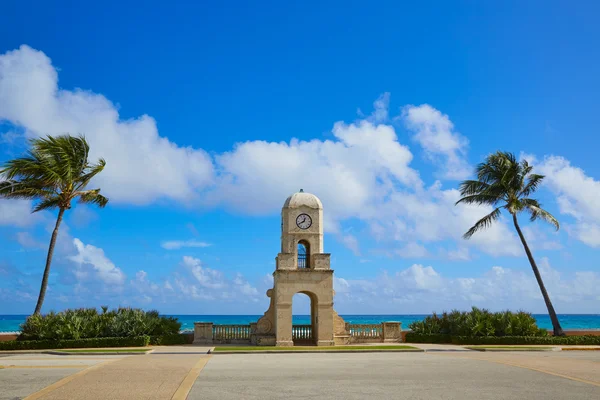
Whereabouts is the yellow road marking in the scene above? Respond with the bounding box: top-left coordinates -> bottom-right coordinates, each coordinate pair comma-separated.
2,365 -> 88,369
430,353 -> 600,387
23,358 -> 119,400
171,356 -> 212,400
2,357 -> 116,361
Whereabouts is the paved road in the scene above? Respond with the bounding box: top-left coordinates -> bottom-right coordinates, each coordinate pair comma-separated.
0,354 -> 122,400
188,351 -> 600,400
1,349 -> 599,399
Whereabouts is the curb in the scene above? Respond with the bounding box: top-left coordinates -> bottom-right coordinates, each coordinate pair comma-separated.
209,349 -> 425,354
466,348 -> 558,352
422,349 -> 475,352
43,349 -> 153,356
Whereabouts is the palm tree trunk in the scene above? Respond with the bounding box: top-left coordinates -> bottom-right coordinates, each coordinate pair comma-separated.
512,213 -> 565,336
33,208 -> 65,315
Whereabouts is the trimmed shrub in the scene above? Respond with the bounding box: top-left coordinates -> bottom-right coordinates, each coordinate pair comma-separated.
0,335 -> 150,351
404,333 -> 452,344
451,335 -> 600,345
408,307 -> 546,337
149,334 -> 188,345
404,333 -> 600,345
19,307 -> 181,341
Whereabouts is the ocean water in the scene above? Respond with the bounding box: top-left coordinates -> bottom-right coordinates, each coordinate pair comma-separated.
1,314 -> 599,333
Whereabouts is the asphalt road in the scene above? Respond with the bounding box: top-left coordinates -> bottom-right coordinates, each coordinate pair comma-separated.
1,349 -> 598,399
188,352 -> 600,400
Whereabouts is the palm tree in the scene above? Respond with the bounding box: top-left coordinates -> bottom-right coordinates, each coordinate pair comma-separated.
456,151 -> 565,336
0,134 -> 108,315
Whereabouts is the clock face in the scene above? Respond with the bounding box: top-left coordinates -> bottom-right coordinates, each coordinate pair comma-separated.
296,213 -> 312,229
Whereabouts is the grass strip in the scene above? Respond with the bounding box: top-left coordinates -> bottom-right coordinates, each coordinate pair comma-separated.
59,348 -> 151,353
213,345 -> 418,352
466,346 -> 554,351
561,347 -> 600,351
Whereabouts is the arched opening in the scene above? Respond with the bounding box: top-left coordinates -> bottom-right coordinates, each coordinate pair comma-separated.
292,291 -> 317,345
297,240 -> 310,269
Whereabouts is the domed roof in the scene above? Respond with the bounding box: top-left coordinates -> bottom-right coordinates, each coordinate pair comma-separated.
283,189 -> 323,209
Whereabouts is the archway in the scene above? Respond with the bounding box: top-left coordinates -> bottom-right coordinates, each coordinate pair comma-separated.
297,240 -> 310,269
292,291 -> 317,345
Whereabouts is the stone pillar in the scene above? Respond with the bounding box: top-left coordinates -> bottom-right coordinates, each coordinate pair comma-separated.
275,302 -> 293,347
193,322 -> 213,345
315,303 -> 335,346
382,322 -> 402,343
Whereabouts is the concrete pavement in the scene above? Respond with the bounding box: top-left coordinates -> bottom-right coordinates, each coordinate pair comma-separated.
0,354 -> 121,400
1,347 -> 599,399
188,352 -> 600,400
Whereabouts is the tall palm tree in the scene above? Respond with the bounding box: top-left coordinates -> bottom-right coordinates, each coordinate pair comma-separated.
456,151 -> 565,336
0,134 -> 108,315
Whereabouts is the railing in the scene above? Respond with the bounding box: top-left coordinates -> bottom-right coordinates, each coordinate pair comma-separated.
213,325 -> 252,341
292,325 -> 313,342
194,321 -> 401,345
348,324 -> 383,340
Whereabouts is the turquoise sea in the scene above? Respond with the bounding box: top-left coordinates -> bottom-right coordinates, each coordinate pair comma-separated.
1,314 -> 599,333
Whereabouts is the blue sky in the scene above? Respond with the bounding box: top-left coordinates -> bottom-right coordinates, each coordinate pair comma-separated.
1,1 -> 599,315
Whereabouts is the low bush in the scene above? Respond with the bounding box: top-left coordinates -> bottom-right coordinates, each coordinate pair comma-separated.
404,333 -> 452,344
149,334 -> 188,345
19,307 -> 181,341
0,336 -> 150,351
451,335 -> 600,345
405,333 -> 600,345
408,307 -> 546,337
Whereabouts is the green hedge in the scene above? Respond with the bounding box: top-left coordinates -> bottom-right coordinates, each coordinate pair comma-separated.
404,333 -> 452,344
0,335 -> 150,351
405,333 -> 600,345
408,307 -> 546,337
149,334 -> 188,345
19,307 -> 181,341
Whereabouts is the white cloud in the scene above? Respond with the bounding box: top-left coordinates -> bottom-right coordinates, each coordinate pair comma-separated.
402,104 -> 470,180
340,234 -> 360,256
15,231 -> 44,249
68,238 -> 126,285
522,225 -> 562,251
371,183 -> 522,257
444,246 -> 471,261
161,239 -> 212,250
533,155 -> 600,247
334,260 -> 600,314
0,45 -> 545,260
182,256 -> 225,289
207,118 -> 420,223
68,205 -> 98,228
395,242 -> 429,258
370,92 -> 390,123
0,45 -> 214,205
0,130 -> 22,145
131,256 -> 261,305
0,200 -> 40,227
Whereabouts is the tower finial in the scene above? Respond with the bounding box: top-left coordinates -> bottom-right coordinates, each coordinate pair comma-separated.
299,188 -> 304,192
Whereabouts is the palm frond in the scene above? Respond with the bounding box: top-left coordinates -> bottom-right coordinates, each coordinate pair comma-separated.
520,174 -> 545,197
522,198 -> 559,230
0,133 -> 108,211
77,189 -> 109,208
32,196 -> 61,212
458,180 -> 491,196
455,194 -> 502,206
463,207 -> 502,239
75,158 -> 105,190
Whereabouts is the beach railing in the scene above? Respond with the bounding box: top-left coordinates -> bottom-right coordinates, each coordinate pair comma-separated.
212,324 -> 252,343
193,321 -> 402,345
347,324 -> 383,342
292,324 -> 313,343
